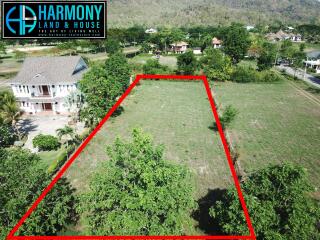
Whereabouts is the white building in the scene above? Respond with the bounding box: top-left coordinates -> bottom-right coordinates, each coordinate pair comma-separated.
305,59 -> 320,74
212,37 -> 222,49
193,47 -> 202,55
145,28 -> 158,34
170,41 -> 189,54
10,56 -> 88,115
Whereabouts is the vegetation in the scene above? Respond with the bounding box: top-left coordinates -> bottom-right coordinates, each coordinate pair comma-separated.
231,66 -> 283,83
81,129 -> 196,235
0,124 -> 17,147
257,43 -> 276,71
32,134 -> 61,151
177,51 -> 197,75
217,105 -> 238,130
209,163 -> 320,239
200,48 -> 233,81
79,53 -> 131,126
0,148 -> 77,238
143,59 -> 170,74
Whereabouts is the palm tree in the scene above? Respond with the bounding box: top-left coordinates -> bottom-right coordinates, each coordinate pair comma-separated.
0,91 -> 21,139
56,126 -> 80,156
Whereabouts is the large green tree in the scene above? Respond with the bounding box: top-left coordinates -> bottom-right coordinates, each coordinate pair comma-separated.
79,53 -> 131,126
177,51 -> 198,75
222,23 -> 251,63
200,48 -> 233,81
209,163 -> 320,239
257,42 -> 277,71
0,148 -> 77,239
81,129 -> 196,235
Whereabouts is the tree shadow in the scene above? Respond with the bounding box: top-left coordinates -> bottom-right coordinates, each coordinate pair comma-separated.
305,87 -> 320,95
193,188 -> 227,235
111,106 -> 124,117
17,118 -> 37,136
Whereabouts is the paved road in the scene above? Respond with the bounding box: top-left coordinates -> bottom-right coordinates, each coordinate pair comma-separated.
277,65 -> 320,88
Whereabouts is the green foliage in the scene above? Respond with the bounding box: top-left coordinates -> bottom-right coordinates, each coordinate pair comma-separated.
215,105 -> 238,130
209,163 -> 320,239
32,134 -> 60,151
177,51 -> 198,75
0,148 -> 77,238
200,48 -> 233,81
0,124 -> 17,147
143,59 -> 170,74
104,38 -> 121,54
80,53 -> 131,126
257,43 -> 276,71
47,150 -> 68,174
232,66 -> 283,83
81,129 -> 196,235
222,23 -> 251,63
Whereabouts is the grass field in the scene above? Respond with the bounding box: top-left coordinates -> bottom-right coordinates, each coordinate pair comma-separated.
213,81 -> 320,191
129,54 -> 178,69
66,81 -> 233,198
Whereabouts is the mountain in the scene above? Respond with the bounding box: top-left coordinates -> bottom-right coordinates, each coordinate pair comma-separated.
107,0 -> 320,27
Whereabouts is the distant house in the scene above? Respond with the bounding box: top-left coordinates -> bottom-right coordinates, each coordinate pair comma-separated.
145,28 -> 158,34
266,30 -> 302,42
246,25 -> 255,31
193,47 -> 202,55
170,41 -> 189,54
10,56 -> 88,115
212,37 -> 222,49
305,59 -> 320,73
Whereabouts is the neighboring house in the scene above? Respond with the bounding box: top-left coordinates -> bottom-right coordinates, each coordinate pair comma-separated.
212,37 -> 222,49
266,30 -> 302,42
193,47 -> 202,55
10,56 -> 88,115
170,41 -> 189,54
145,28 -> 158,34
305,59 -> 320,73
246,25 -> 255,31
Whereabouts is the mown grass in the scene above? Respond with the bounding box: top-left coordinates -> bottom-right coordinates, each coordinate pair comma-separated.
213,81 -> 320,190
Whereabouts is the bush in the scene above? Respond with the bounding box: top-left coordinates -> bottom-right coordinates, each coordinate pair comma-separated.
260,71 -> 284,82
232,66 -> 258,83
0,124 -> 17,147
33,134 -> 61,151
143,59 -> 170,74
220,105 -> 238,129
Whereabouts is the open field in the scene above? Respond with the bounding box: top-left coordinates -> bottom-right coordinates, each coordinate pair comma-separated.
129,54 -> 178,69
213,81 -> 320,191
66,80 -> 233,198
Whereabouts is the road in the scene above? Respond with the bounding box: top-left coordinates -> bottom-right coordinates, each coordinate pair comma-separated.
277,65 -> 320,88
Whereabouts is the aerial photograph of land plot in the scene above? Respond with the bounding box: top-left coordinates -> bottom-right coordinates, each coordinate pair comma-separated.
1,0 -> 320,240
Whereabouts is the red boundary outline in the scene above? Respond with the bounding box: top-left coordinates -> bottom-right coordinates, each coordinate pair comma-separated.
7,74 -> 256,240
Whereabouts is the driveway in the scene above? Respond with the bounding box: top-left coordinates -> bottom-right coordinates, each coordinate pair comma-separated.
277,65 -> 320,88
18,115 -> 70,152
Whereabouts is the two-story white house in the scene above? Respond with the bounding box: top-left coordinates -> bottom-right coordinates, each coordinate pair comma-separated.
10,56 -> 88,115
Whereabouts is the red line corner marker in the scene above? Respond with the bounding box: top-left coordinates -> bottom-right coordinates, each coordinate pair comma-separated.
7,74 -> 256,240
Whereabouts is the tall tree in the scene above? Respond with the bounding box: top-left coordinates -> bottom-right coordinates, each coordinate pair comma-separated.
177,51 -> 198,75
200,48 -> 233,81
0,148 -> 78,238
222,23 -> 251,63
81,129 -> 196,235
209,163 -> 320,239
257,42 -> 276,71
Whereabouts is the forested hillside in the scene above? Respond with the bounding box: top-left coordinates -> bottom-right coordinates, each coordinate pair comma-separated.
108,0 -> 320,27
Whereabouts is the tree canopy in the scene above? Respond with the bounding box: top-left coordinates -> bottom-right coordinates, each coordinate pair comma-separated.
0,148 -> 77,238
81,129 -> 196,235
221,23 -> 251,63
177,51 -> 198,75
209,163 -> 320,239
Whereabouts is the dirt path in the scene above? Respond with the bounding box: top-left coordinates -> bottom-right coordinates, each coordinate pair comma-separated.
286,80 -> 320,106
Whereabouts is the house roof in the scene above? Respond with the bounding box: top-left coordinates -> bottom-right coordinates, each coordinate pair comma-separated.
212,37 -> 222,45
10,56 -> 87,85
170,41 -> 189,47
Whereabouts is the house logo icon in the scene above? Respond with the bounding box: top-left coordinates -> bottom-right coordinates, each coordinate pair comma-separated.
6,5 -> 37,35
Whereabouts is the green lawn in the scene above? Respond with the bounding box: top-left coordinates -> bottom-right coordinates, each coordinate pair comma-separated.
66,81 -> 233,197
214,81 -> 320,191
129,54 -> 177,69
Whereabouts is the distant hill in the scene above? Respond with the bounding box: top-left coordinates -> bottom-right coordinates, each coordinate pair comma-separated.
108,0 -> 320,27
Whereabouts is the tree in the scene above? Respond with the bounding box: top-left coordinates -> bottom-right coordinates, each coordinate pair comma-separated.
104,38 -> 121,54
81,129 -> 196,235
0,148 -> 78,239
0,124 -> 17,148
56,126 -> 80,153
209,163 -> 320,239
143,59 -> 170,74
177,51 -> 197,75
0,91 -> 21,139
80,54 -> 131,126
200,48 -> 233,81
257,43 -> 276,71
222,23 -> 251,63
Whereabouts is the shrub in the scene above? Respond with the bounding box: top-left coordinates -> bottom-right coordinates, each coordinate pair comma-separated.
212,105 -> 238,130
33,134 -> 61,151
0,124 -> 17,147
231,66 -> 258,83
143,59 -> 170,74
260,71 -> 284,83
